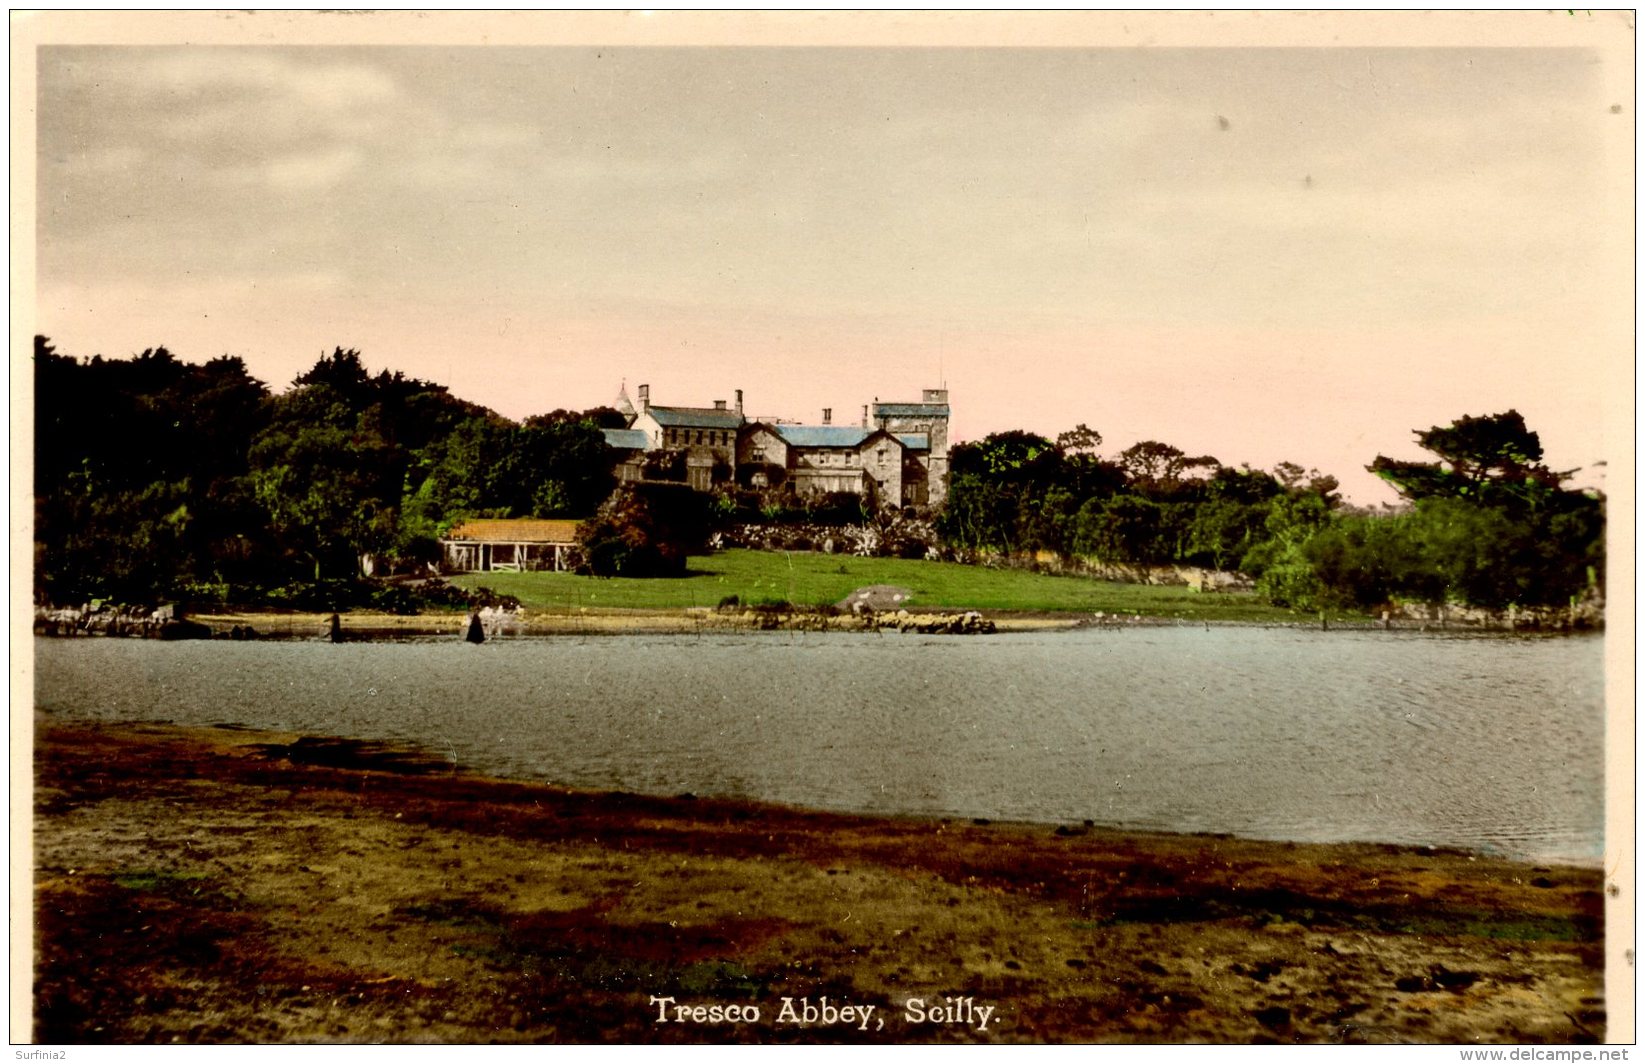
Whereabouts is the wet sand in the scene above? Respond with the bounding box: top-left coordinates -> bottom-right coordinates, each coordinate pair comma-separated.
32,719 -> 1604,1044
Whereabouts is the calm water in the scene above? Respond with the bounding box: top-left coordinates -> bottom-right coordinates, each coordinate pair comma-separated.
33,627 -> 1606,863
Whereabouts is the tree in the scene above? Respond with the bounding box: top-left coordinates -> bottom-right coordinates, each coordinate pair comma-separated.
576,483 -> 711,577
1369,410 -> 1565,509
528,405 -> 628,430
1256,412 -> 1603,612
249,418 -> 401,581
1118,440 -> 1219,496
936,470 -> 1019,553
939,432 -> 1068,554
1055,423 -> 1103,456
1072,495 -> 1180,565
33,338 -> 275,602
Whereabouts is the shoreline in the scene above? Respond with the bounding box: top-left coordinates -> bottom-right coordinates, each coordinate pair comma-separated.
32,718 -> 1606,1043
35,605 -> 1598,640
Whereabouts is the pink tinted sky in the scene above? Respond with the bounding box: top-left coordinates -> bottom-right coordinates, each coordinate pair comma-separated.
27,16 -> 1633,504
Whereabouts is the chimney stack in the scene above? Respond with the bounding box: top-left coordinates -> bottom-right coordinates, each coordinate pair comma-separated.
714,399 -> 727,411
735,389 -> 743,417
638,384 -> 649,412
822,407 -> 832,425
861,404 -> 869,428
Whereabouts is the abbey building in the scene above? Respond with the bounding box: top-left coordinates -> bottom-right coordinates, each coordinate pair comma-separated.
602,383 -> 951,508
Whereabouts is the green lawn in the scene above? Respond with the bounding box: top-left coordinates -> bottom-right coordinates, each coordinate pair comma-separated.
447,549 -> 1320,622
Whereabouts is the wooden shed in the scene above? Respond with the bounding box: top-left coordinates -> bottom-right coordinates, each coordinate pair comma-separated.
441,518 -> 582,573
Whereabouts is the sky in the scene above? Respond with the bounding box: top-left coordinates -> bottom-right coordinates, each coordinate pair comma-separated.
30,26 -> 1632,503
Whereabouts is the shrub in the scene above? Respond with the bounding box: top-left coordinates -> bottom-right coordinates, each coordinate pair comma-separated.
576,482 -> 712,577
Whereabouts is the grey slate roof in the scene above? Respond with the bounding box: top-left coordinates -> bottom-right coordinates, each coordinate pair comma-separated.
873,402 -> 950,417
601,428 -> 650,450
776,425 -> 919,452
646,406 -> 744,430
776,425 -> 873,449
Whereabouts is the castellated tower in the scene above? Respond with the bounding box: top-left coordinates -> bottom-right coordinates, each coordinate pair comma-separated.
871,388 -> 951,506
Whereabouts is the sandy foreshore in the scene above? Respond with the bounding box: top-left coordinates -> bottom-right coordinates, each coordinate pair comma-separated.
32,718 -> 1605,1044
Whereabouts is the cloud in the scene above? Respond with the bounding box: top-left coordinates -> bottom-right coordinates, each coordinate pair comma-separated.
263,147 -> 364,190
135,50 -> 397,112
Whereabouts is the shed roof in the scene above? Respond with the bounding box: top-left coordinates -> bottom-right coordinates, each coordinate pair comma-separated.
895,433 -> 930,451
601,427 -> 650,450
645,406 -> 744,430
445,518 -> 581,544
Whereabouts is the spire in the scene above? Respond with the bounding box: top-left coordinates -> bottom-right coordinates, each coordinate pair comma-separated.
613,379 -> 636,420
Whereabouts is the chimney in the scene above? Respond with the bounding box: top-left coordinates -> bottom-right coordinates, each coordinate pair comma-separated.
714,399 -> 727,411
637,384 -> 649,412
822,407 -> 832,425
861,404 -> 869,428
735,389 -> 743,417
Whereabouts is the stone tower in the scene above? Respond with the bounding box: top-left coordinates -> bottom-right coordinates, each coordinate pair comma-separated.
871,388 -> 951,505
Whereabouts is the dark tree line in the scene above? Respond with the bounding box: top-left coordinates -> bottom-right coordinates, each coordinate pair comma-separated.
1265,411 -> 1604,611
34,339 -> 615,606
937,425 -> 1339,573
34,337 -> 1604,615
935,411 -> 1603,613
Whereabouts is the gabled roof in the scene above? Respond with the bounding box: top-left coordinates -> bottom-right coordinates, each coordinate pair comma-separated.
777,425 -> 910,451
445,518 -> 581,544
602,427 -> 649,450
644,406 -> 744,430
873,402 -> 950,417
776,425 -> 871,449
895,433 -> 930,452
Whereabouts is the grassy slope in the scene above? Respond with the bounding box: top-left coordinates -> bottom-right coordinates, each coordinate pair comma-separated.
448,549 -> 1316,622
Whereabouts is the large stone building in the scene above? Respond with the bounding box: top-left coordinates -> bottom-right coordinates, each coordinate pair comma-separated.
604,383 -> 951,508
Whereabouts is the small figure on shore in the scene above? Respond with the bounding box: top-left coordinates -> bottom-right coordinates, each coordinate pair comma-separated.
465,612 -> 486,644
327,613 -> 343,644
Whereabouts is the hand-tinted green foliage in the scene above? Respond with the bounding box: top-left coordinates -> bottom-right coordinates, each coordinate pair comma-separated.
33,338 -> 621,606
247,349 -> 501,582
640,448 -> 688,482
1260,411 -> 1605,612
529,405 -> 628,430
411,415 -> 613,528
939,432 -> 1070,554
1369,410 -> 1567,511
34,338 -> 274,603
934,407 -> 1597,614
939,424 -> 1305,572
576,482 -> 712,577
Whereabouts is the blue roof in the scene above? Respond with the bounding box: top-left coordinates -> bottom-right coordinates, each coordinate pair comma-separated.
602,428 -> 650,450
776,425 -> 872,449
873,402 -> 949,417
776,425 -> 919,451
645,406 -> 744,429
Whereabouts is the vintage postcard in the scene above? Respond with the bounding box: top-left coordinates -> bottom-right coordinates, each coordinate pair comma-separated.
12,10 -> 1635,1050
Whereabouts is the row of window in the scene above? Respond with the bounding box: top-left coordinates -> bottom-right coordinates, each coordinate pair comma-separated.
664,428 -> 734,447
800,449 -> 894,469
